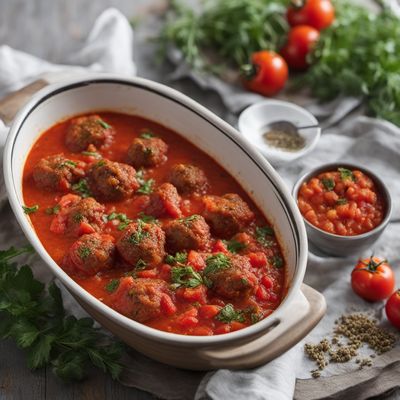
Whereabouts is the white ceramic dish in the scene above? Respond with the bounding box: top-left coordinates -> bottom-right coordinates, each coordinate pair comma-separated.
238,99 -> 321,166
4,75 -> 318,370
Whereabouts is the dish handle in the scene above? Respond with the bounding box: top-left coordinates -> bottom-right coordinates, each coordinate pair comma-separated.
196,284 -> 326,369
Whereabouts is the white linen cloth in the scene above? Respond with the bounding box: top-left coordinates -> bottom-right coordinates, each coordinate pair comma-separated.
0,8 -> 399,400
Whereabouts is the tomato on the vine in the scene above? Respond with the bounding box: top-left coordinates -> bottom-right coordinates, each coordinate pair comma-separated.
386,290 -> 400,329
281,25 -> 320,70
241,51 -> 288,96
351,257 -> 395,302
287,0 -> 335,31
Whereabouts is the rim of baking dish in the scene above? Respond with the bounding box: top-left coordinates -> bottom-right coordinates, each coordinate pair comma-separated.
4,74 -> 308,346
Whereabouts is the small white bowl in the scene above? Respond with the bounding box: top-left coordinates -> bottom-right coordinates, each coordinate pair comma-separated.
238,100 -> 321,166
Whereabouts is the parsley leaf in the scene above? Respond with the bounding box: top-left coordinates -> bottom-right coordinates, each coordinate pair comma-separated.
23,205 -> 39,214
223,239 -> 246,254
97,119 -> 111,129
127,220 -> 149,244
338,168 -> 355,182
140,130 -> 155,139
135,259 -> 147,270
72,179 -> 91,198
216,304 -> 245,323
178,214 -> 200,226
336,198 -> 348,205
107,212 -> 132,231
105,279 -> 120,293
270,255 -> 284,268
321,178 -> 335,191
136,170 -> 154,195
82,151 -> 101,158
137,212 -> 158,224
78,246 -> 91,260
45,205 -> 60,215
204,253 -> 231,275
0,246 -> 123,381
165,252 -> 188,265
171,266 -> 203,288
255,226 -> 274,247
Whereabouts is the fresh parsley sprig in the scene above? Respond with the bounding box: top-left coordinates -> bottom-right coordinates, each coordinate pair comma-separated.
136,170 -> 154,195
0,246 -> 124,381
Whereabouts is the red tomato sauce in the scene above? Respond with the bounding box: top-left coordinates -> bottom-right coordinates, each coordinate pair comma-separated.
297,168 -> 385,236
23,112 -> 286,336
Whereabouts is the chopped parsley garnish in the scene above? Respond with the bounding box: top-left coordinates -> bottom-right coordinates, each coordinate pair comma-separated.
107,212 -> 132,231
72,179 -> 91,198
223,239 -> 246,254
22,205 -> 39,214
250,313 -> 261,324
78,246 -> 91,260
72,212 -> 84,223
204,253 -> 231,275
216,304 -> 245,323
140,130 -> 155,139
255,226 -> 274,247
336,198 -> 348,205
144,148 -> 153,156
82,151 -> 101,158
137,212 -> 158,224
127,220 -> 149,244
270,255 -> 284,269
321,178 -> 335,191
97,119 -> 111,129
136,170 -> 154,195
178,214 -> 200,226
135,259 -> 147,270
171,266 -> 203,289
165,252 -> 188,265
96,159 -> 106,167
58,160 -> 78,169
338,168 -> 355,182
105,279 -> 120,293
45,204 -> 60,215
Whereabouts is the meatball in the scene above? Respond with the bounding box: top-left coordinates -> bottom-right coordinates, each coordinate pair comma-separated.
110,277 -> 171,322
116,221 -> 166,267
32,154 -> 85,192
146,183 -> 182,218
127,137 -> 168,168
65,114 -> 114,152
205,254 -> 257,299
168,164 -> 208,195
164,215 -> 211,253
202,193 -> 254,238
87,159 -> 139,201
62,233 -> 115,276
50,196 -> 105,236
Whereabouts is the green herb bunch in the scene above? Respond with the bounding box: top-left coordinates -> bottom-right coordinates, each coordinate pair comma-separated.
0,246 -> 123,381
301,1 -> 400,125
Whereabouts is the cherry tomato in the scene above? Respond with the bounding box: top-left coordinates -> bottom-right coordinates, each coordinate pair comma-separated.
385,290 -> 400,329
241,51 -> 288,96
351,257 -> 395,302
287,0 -> 335,31
281,25 -> 320,70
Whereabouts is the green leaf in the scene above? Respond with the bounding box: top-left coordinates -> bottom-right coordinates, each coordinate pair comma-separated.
105,279 -> 120,293
140,130 -> 155,139
165,252 -> 188,265
223,239 -> 246,253
270,255 -> 284,268
255,226 -> 274,247
10,319 -> 40,348
45,204 -> 61,215
52,350 -> 88,381
0,245 -> 33,263
82,151 -> 101,158
107,212 -> 133,231
171,266 -> 203,288
338,168 -> 355,182
27,334 -> 55,369
321,178 -> 335,191
216,304 -> 245,323
23,205 -> 39,214
127,220 -> 149,244
97,119 -> 111,129
178,215 -> 200,226
204,253 -> 231,275
72,179 -> 91,198
137,212 -> 158,224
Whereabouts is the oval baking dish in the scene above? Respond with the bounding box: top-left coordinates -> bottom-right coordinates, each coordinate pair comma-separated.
4,75 -> 324,370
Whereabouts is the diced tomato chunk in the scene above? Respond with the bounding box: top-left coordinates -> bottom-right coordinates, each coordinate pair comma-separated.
176,285 -> 207,304
256,285 -> 269,301
159,264 -> 172,281
199,304 -> 221,319
136,269 -> 158,279
50,213 -> 67,234
214,324 -> 231,335
230,321 -> 246,332
78,222 -> 96,235
248,252 -> 267,268
177,307 -> 199,327
160,294 -> 177,316
212,240 -> 228,254
261,275 -> 273,289
187,250 -> 206,271
58,193 -> 81,208
192,326 -> 213,336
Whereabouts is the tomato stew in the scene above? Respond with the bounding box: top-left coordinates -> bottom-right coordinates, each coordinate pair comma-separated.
297,168 -> 385,236
23,112 -> 286,336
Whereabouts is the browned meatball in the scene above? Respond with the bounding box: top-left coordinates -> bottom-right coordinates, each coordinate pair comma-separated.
204,254 -> 257,299
164,215 -> 211,253
116,221 -> 166,268
33,154 -> 85,192
127,137 -> 168,168
110,277 -> 171,322
146,183 -> 182,218
65,115 -> 114,152
202,193 -> 254,238
87,159 -> 139,201
168,164 -> 208,195
62,233 -> 115,276
63,197 -> 105,236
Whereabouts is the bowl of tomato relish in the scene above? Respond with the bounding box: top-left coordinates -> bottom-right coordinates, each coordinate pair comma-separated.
293,163 -> 392,256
